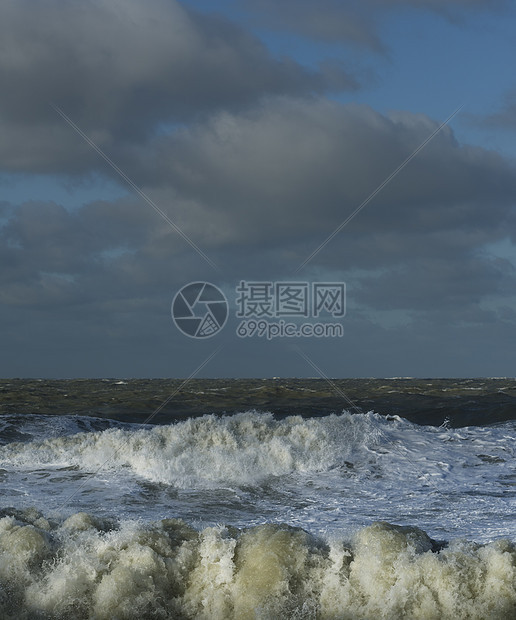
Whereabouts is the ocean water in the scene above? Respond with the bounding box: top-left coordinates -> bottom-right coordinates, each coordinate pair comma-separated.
0,379 -> 515,619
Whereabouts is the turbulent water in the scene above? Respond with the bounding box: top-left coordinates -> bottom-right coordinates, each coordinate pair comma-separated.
0,379 -> 515,619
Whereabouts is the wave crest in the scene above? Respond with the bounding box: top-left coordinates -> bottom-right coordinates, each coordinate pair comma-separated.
0,411 -> 385,488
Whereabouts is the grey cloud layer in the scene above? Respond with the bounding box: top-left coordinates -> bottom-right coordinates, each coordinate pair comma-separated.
1,0 -> 515,377
145,99 -> 516,254
0,0 -> 357,174
2,98 -> 515,317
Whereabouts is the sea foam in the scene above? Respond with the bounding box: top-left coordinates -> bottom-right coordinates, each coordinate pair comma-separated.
0,508 -> 514,619
0,411 -> 383,488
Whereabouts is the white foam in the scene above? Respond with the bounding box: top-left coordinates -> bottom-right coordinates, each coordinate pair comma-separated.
0,510 -> 514,620
0,412 -> 514,541
0,411 -> 381,487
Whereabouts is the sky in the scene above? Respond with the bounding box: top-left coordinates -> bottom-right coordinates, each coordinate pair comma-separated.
1,0 -> 516,378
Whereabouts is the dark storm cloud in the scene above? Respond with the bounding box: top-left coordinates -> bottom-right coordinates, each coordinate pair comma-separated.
2,98 -> 516,320
0,0 -> 357,174
354,256 -> 516,312
140,99 -> 516,265
0,196 -> 191,307
0,0 -> 514,359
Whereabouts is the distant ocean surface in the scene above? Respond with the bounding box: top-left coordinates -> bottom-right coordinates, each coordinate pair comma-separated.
0,378 -> 515,619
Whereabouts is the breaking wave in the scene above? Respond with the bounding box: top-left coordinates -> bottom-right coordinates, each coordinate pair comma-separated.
0,411 -> 390,488
0,508 -> 514,620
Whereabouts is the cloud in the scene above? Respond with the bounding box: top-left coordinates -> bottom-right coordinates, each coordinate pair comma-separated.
241,0 -> 384,50
1,1 -> 514,378
239,0 -> 508,49
354,256 -> 516,313
0,196 -> 188,306
2,98 -> 516,323
479,89 -> 516,131
0,0 -> 357,175
139,99 -> 516,263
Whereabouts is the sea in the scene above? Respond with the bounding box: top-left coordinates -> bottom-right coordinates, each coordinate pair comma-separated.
0,378 -> 515,619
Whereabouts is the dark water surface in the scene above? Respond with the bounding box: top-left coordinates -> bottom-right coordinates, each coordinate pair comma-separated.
1,377 -> 515,426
